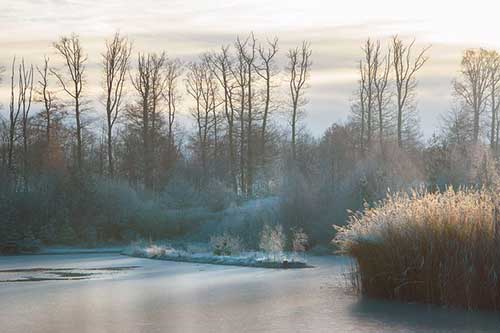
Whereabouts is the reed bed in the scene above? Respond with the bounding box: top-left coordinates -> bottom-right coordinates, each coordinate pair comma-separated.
335,187 -> 500,310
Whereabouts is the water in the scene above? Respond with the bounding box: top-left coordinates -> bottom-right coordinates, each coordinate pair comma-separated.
0,253 -> 499,332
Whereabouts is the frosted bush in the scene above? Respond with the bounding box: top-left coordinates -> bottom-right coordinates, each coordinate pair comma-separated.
125,240 -> 308,268
210,232 -> 242,256
291,227 -> 308,253
259,224 -> 286,255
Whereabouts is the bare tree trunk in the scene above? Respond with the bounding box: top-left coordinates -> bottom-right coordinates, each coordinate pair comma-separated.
8,58 -> 21,174
208,47 -> 238,194
37,57 -> 54,165
210,79 -> 218,162
363,39 -> 374,148
489,53 -> 500,149
186,59 -> 218,188
492,79 -> 497,148
391,36 -> 429,148
164,58 -> 181,169
231,46 -> 249,195
287,41 -> 312,161
359,61 -> 366,154
373,43 -> 391,151
103,32 -> 131,178
130,52 -> 167,191
52,34 -> 87,172
237,34 -> 257,197
19,59 -> 34,189
255,38 -> 278,166
453,49 -> 493,145
496,118 -> 500,154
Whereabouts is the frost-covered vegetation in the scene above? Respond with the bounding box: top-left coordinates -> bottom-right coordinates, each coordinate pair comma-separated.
124,236 -> 308,269
335,187 -> 500,311
125,222 -> 309,268
0,33 -> 434,254
2,30 -> 500,275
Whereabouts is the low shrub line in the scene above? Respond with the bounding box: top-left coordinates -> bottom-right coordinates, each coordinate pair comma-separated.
123,241 -> 309,269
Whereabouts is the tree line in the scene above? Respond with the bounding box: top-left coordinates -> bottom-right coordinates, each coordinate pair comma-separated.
1,32 -> 499,248
1,32 -> 311,197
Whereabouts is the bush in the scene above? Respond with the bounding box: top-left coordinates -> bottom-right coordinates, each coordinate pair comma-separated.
291,227 -> 308,253
161,179 -> 201,209
259,224 -> 285,254
39,223 -> 56,244
57,223 -> 78,244
334,187 -> 500,311
210,232 -> 242,256
202,180 -> 236,212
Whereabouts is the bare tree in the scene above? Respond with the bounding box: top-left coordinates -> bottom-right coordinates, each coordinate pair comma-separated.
373,41 -> 392,149
231,42 -> 249,195
441,106 -> 474,145
0,119 -> 7,171
19,59 -> 34,186
453,49 -> 492,145
236,33 -> 257,197
52,34 -> 87,171
7,58 -> 21,173
353,60 -> 367,153
361,39 -> 376,148
102,32 -> 131,177
486,51 -> 500,150
129,52 -> 168,190
36,56 -> 65,168
353,39 -> 393,152
163,58 -> 182,160
391,36 -> 429,148
0,66 -> 5,170
287,41 -> 312,161
5,56 -> 34,187
254,37 -> 279,163
37,57 -> 54,151
186,59 -> 219,185
207,46 -> 238,193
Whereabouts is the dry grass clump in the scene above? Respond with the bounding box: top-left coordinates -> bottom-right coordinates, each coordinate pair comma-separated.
334,187 -> 500,310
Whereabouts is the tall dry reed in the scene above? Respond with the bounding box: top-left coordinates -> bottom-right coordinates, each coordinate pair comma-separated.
335,187 -> 500,310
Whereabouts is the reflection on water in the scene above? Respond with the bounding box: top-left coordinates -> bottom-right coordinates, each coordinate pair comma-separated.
351,297 -> 500,332
0,254 -> 499,332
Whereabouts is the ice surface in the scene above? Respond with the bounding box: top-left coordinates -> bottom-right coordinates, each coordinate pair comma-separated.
1,253 -> 500,332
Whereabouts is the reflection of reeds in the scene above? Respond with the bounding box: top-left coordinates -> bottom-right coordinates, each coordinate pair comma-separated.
335,187 -> 500,310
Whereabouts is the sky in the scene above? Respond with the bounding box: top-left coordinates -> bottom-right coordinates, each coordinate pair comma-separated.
1,0 -> 499,138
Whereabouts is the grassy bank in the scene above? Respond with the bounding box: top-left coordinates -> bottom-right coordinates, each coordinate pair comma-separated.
335,188 -> 500,311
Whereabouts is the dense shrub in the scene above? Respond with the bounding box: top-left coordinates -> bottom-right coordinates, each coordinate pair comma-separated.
0,176 -> 188,245
58,223 -> 78,244
160,178 -> 201,209
291,227 -> 308,252
260,224 -> 286,254
201,179 -> 237,212
210,232 -> 242,256
335,187 -> 500,311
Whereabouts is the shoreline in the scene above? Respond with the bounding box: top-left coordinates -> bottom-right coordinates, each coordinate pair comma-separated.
124,246 -> 310,269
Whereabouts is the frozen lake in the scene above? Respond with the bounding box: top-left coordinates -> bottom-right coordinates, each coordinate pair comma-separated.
1,253 -> 500,332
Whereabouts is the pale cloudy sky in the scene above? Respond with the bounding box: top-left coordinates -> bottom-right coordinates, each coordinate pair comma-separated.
1,0 -> 499,137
